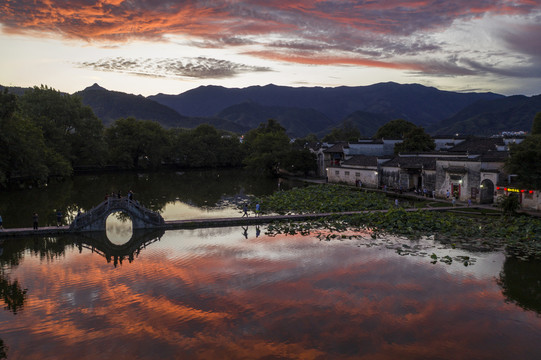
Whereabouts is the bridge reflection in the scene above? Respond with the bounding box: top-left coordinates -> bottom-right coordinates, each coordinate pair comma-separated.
74,228 -> 165,267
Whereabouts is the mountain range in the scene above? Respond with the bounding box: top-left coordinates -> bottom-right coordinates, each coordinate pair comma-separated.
3,82 -> 539,137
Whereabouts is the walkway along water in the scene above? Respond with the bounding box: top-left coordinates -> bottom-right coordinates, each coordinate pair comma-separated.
0,200 -> 490,238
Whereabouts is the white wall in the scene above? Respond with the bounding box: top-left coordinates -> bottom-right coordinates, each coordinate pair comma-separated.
327,167 -> 379,187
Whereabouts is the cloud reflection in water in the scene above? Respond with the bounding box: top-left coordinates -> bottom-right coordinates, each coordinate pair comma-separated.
1,227 -> 541,359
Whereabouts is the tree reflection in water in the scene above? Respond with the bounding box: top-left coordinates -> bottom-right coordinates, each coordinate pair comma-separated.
0,338 -> 7,359
0,276 -> 27,315
0,229 -> 165,318
2,229 -> 541,358
498,257 -> 541,314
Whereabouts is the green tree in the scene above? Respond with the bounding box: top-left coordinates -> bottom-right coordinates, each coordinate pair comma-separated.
0,90 -> 50,186
106,118 -> 169,169
292,133 -> 318,149
244,132 -> 290,176
243,119 -> 291,176
243,119 -> 317,177
532,112 -> 541,135
19,85 -> 106,170
167,125 -> 244,168
322,121 -> 360,142
281,148 -> 317,176
374,119 -> 417,139
394,126 -> 435,154
243,119 -> 286,145
498,193 -> 521,215
505,134 -> 541,190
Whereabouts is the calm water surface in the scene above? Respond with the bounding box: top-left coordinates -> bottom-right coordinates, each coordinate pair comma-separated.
0,169 -> 301,228
1,170 -> 541,359
1,227 -> 540,359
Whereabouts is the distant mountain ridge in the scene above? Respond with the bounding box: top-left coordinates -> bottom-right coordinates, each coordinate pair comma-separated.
216,101 -> 335,137
149,82 -> 503,127
428,94 -> 541,136
76,83 -> 187,127
76,84 -> 248,132
3,82 -> 540,137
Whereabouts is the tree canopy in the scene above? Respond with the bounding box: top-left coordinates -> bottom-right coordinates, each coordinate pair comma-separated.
322,120 -> 360,142
374,119 -> 417,139
394,126 -> 436,154
0,88 -> 317,187
505,134 -> 541,190
243,119 -> 316,176
532,112 -> 541,135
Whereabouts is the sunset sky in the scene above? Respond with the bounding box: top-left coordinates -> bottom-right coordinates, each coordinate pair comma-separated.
1,0 -> 540,96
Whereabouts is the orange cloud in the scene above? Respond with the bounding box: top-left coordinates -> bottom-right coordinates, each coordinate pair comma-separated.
1,0 -> 540,80
1,1 -> 538,42
246,50 -> 425,71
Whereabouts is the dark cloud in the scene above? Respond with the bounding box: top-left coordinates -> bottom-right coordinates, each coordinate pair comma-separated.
77,56 -> 272,79
1,0 -> 540,80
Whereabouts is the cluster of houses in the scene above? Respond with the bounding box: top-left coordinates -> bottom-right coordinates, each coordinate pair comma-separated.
310,136 -> 540,210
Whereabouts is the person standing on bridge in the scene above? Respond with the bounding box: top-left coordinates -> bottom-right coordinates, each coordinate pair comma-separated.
56,210 -> 62,227
255,203 -> 261,216
32,212 -> 38,230
0,214 -> 3,229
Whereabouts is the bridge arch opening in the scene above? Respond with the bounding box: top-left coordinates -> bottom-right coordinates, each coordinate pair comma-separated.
106,210 -> 133,245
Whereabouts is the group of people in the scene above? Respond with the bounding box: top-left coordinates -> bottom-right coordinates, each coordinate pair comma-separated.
29,210 -> 63,230
242,203 -> 261,217
414,187 -> 436,198
105,190 -> 134,201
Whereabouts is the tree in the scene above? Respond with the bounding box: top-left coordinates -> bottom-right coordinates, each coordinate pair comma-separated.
322,121 -> 360,142
0,89 -> 51,186
505,134 -> 541,190
498,193 -> 521,215
167,125 -> 244,168
244,131 -> 290,176
106,118 -> 169,169
532,112 -> 541,135
243,119 -> 317,177
281,148 -> 317,176
243,119 -> 291,176
19,86 -> 106,170
292,133 -> 318,149
374,119 -> 417,139
394,126 -> 435,154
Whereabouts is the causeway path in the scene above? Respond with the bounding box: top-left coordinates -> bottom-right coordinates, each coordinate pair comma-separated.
0,206 -> 493,238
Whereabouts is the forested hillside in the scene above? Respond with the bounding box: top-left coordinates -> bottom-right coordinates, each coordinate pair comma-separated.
430,94 -> 541,135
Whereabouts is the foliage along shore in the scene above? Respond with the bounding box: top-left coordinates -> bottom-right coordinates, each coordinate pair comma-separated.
1,86 -> 316,188
252,184 -> 541,261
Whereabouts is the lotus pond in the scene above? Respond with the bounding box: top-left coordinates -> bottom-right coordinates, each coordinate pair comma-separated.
255,184 -> 541,261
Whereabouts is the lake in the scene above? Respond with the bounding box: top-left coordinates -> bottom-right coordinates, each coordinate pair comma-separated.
0,169 -> 302,229
1,170 -> 541,359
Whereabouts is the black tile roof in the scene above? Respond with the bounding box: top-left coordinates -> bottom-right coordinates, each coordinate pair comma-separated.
323,143 -> 348,153
448,138 -> 505,154
342,155 -> 379,167
381,156 -> 436,170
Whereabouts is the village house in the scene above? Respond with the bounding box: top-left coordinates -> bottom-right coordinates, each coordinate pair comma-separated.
324,137 -> 534,205
326,155 -> 386,188
379,155 -> 437,191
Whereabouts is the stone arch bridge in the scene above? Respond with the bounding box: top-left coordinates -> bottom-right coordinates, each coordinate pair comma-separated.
69,197 -> 164,232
